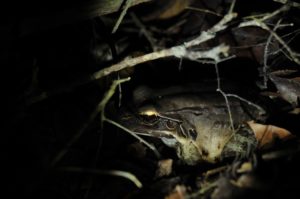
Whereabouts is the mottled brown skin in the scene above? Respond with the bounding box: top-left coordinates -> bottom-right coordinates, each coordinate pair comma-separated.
118,86 -> 264,165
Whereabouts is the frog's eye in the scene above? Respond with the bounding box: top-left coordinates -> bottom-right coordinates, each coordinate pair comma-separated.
166,120 -> 177,129
138,105 -> 158,116
138,105 -> 160,124
140,114 -> 159,124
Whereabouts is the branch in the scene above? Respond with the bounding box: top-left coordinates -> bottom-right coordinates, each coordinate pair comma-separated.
92,12 -> 237,80
184,12 -> 237,48
92,44 -> 230,80
28,12 -> 237,105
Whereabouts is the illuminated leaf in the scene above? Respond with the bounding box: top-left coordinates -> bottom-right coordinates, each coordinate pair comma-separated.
247,121 -> 294,149
269,74 -> 300,107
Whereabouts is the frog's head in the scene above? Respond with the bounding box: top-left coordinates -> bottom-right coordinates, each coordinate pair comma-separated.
119,100 -> 210,165
119,103 -> 185,147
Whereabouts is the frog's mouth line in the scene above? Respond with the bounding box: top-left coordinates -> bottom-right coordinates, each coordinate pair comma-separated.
133,127 -> 177,139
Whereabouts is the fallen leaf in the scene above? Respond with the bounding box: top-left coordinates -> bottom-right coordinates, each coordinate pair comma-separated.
259,91 -> 281,99
155,159 -> 173,178
230,174 -> 257,188
269,74 -> 300,107
289,108 -> 300,115
247,121 -> 294,149
158,0 -> 190,19
165,185 -> 187,199
141,0 -> 191,20
269,69 -> 298,76
211,177 -> 235,199
237,162 -> 253,174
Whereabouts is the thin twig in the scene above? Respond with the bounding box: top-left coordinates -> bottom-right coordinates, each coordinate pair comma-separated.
214,62 -> 235,131
226,94 -> 267,116
51,78 -> 130,167
239,5 -> 300,64
203,165 -> 228,179
59,167 -> 143,188
269,28 -> 300,56
229,27 -> 299,50
185,6 -> 223,17
117,74 -> 123,107
241,4 -> 289,22
97,78 -> 160,158
112,0 -> 134,33
273,0 -> 300,8
178,58 -> 183,71
130,12 -> 158,51
218,89 -> 234,131
263,19 -> 282,88
228,0 -> 237,14
261,22 -> 300,64
99,78 -> 131,125
104,118 -> 161,158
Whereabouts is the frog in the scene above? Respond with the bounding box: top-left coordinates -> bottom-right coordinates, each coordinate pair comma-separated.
117,81 -> 267,165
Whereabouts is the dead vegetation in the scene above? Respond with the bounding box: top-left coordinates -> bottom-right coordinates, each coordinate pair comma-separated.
4,0 -> 300,198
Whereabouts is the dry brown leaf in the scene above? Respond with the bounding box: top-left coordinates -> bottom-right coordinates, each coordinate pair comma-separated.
247,121 -> 294,149
237,162 -> 253,174
230,174 -> 256,188
259,91 -> 281,99
165,185 -> 187,199
158,0 -> 190,19
289,108 -> 300,115
143,0 -> 191,21
269,74 -> 300,106
155,159 -> 173,178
